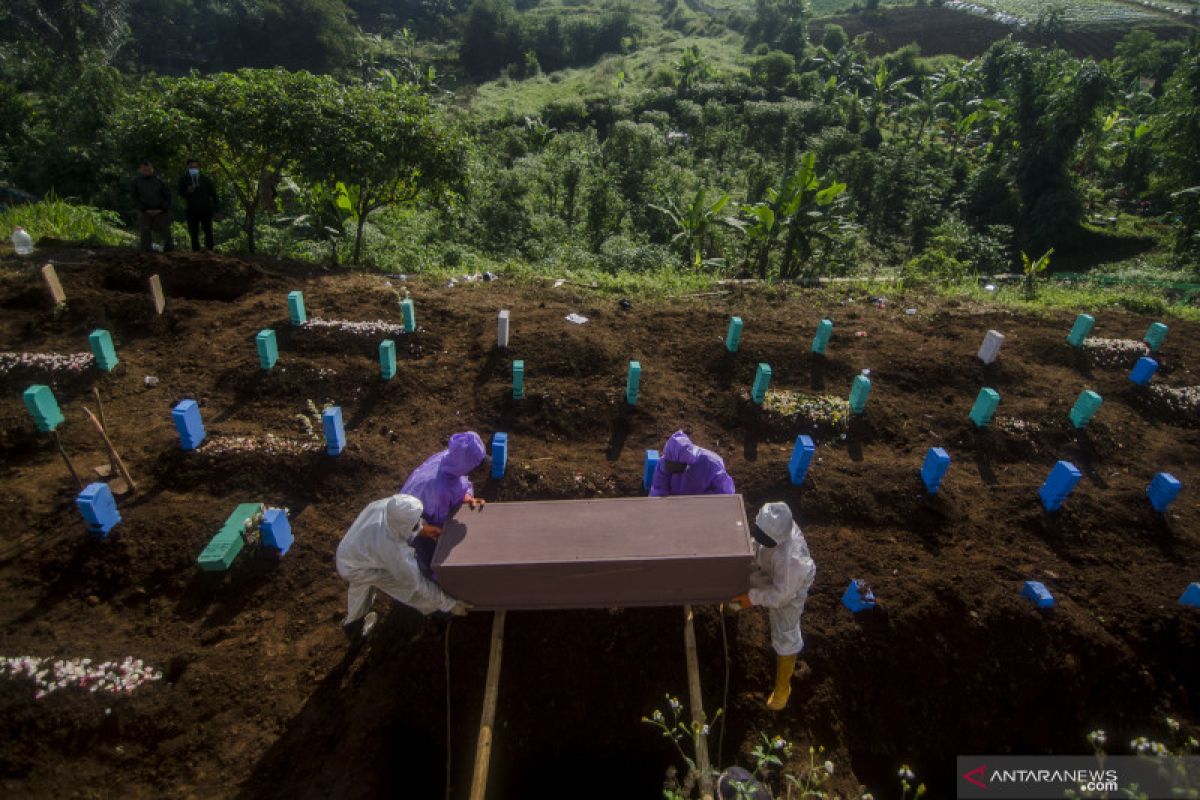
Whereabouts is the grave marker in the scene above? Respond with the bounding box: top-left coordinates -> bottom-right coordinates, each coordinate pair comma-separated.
513,360 -> 525,399
1129,356 -> 1158,386
40,263 -> 66,306
849,373 -> 871,414
491,432 -> 508,479
1068,390 -> 1103,429
643,449 -> 659,491
197,503 -> 260,572
148,274 -> 165,315
725,317 -> 742,353
88,329 -> 119,372
751,363 -> 771,405
260,508 -> 294,555
788,435 -> 815,486
379,339 -> 397,380
1038,460 -> 1082,512
1144,322 -> 1168,352
497,310 -> 510,348
921,447 -> 951,494
322,406 -> 345,456
626,361 -> 641,405
22,384 -> 65,432
400,298 -> 416,333
171,399 -> 206,451
977,330 -> 1005,364
1147,472 -> 1181,513
1180,583 -> 1200,608
76,482 -> 121,538
812,318 -> 833,355
1021,580 -> 1054,609
256,329 -> 278,370
1066,314 -> 1094,347
968,388 -> 1000,428
288,291 -> 307,325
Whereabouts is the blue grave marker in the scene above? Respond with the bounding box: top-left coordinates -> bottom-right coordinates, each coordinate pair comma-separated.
1129,357 -> 1158,386
322,406 -> 345,456
1144,322 -> 1168,352
1068,390 -> 1103,429
751,363 -> 772,405
1147,472 -> 1181,513
259,508 -> 293,555
491,432 -> 508,479
849,373 -> 872,415
1180,583 -> 1200,608
626,361 -> 641,406
76,482 -> 121,537
171,399 -> 206,450
921,447 -> 951,494
1066,314 -> 1094,347
812,319 -> 833,355
968,388 -> 1000,428
401,298 -> 416,333
788,435 -> 816,486
643,449 -> 659,492
1038,460 -> 1082,512
1021,580 -> 1055,609
22,384 -> 65,433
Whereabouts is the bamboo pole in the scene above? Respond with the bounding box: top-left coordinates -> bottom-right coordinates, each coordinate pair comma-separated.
82,407 -> 136,492
92,387 -> 117,475
684,605 -> 715,800
51,430 -> 83,489
469,610 -> 506,800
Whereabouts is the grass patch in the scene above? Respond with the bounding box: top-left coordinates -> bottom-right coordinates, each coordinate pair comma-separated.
0,197 -> 134,248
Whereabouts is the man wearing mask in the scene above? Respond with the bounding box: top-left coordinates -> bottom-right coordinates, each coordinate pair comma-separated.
130,161 -> 173,252
178,159 -> 220,252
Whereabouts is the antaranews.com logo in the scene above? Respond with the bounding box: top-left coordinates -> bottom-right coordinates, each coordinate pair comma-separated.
956,756 -> 1200,799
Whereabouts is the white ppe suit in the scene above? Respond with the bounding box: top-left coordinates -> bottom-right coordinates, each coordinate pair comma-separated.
747,505 -> 816,656
336,494 -> 458,622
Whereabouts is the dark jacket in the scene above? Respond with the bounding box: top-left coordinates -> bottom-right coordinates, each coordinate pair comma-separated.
178,172 -> 220,214
131,174 -> 171,212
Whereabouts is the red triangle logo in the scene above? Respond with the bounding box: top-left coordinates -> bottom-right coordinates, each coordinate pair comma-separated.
963,765 -> 987,789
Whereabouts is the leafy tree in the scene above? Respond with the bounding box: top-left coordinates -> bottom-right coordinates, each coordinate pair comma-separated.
747,0 -> 809,59
4,0 -> 129,70
304,81 -> 468,263
980,40 -> 1111,251
1154,46 -> 1200,258
650,188 -> 735,270
820,23 -> 847,55
116,69 -> 341,253
673,46 -> 712,95
750,50 -> 795,92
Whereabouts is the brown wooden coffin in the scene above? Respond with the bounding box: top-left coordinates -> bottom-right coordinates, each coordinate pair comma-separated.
431,494 -> 754,610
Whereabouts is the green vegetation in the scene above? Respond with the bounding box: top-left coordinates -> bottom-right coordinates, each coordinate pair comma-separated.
0,196 -> 132,247
0,0 -> 1197,312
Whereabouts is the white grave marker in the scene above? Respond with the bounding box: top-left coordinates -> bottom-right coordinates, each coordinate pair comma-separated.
497,309 -> 510,348
977,329 -> 1005,364
40,263 -> 66,306
149,274 -> 166,315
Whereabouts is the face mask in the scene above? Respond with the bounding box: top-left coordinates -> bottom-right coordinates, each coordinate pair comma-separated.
188,168 -> 199,177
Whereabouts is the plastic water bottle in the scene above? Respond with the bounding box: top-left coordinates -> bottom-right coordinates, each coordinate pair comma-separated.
12,227 -> 33,255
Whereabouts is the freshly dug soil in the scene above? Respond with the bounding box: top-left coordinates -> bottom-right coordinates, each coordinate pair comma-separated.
0,250 -> 1197,799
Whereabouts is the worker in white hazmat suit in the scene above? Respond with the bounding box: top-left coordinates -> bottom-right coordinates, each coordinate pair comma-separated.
336,494 -> 470,641
731,501 -> 816,711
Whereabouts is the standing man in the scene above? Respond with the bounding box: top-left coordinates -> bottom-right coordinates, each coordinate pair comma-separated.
131,161 -> 173,252
649,430 -> 736,497
732,502 -> 816,711
336,493 -> 470,642
400,431 -> 488,577
178,158 -> 220,252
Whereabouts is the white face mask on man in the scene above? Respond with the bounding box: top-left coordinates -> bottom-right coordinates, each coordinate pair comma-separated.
188,168 -> 200,178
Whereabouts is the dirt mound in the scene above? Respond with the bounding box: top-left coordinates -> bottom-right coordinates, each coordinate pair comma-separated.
0,248 -> 1197,799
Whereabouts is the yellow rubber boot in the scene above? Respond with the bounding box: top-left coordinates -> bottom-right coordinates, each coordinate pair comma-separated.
766,654 -> 798,711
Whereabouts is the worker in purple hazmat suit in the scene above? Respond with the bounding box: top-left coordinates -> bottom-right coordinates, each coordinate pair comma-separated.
400,431 -> 489,577
649,430 -> 736,497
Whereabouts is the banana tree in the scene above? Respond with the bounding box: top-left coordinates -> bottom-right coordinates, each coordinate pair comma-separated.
649,188 -> 735,270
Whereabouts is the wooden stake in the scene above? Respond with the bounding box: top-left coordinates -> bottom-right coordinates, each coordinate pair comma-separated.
469,610 -> 506,800
684,605 -> 715,800
51,430 -> 83,490
82,406 -> 136,493
41,263 -> 66,306
149,274 -> 165,315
